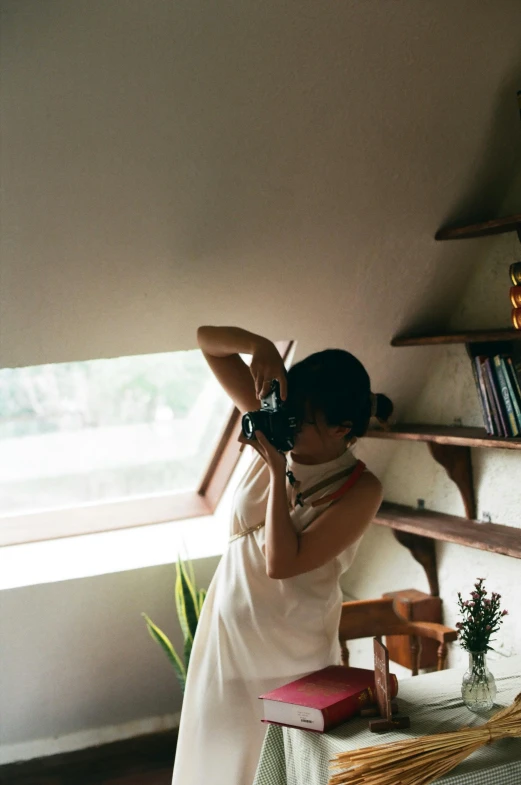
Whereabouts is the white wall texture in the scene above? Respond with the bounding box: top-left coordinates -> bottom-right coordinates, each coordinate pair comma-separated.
2,0 -> 521,376
343,227 -> 521,673
1,0 -> 521,764
0,559 -> 217,762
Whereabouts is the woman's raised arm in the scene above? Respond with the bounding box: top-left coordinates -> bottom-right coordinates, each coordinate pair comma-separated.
197,326 -> 287,414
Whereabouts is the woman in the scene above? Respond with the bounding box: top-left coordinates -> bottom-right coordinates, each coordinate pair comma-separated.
171,325 -> 392,785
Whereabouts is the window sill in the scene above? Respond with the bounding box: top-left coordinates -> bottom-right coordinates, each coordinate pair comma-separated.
0,451 -> 252,592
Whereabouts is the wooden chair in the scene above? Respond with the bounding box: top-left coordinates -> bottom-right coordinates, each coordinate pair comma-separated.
339,597 -> 458,676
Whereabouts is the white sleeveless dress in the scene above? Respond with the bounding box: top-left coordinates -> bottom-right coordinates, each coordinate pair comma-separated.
171,444 -> 364,785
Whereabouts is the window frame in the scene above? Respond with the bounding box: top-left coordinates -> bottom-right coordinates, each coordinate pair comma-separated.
0,340 -> 294,546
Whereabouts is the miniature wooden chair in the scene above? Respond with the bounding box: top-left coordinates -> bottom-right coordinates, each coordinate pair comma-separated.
339,597 -> 458,676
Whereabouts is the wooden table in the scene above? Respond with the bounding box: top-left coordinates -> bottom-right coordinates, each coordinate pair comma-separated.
253,655 -> 521,785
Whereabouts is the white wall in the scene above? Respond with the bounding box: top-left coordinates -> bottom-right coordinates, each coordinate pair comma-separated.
2,0 -> 521,381
1,0 -> 521,765
343,223 -> 521,671
0,557 -> 219,761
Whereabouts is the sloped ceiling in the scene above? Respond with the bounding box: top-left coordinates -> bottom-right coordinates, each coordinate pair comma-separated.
1,0 -> 521,416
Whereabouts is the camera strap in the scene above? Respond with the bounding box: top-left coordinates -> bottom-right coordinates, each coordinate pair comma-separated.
229,460 -> 366,543
286,460 -> 366,510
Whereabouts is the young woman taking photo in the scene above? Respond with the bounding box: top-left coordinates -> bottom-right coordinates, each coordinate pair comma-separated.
171,326 -> 392,785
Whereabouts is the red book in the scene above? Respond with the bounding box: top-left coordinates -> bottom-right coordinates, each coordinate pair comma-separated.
258,665 -> 399,733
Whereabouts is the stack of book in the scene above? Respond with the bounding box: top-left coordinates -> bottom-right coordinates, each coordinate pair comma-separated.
471,351 -> 521,437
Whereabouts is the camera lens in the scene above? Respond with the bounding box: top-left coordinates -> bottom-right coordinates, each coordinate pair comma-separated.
242,415 -> 255,438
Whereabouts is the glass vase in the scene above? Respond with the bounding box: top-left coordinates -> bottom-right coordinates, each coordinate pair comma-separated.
461,650 -> 497,712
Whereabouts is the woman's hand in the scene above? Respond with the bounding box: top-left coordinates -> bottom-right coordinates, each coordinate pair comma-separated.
250,340 -> 288,401
251,430 -> 287,474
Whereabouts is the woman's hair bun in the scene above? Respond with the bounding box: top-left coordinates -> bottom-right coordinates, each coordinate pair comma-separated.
373,393 -> 393,425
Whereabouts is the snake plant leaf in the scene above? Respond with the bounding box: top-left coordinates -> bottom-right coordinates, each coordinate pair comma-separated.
175,561 -> 196,644
179,556 -> 199,611
142,613 -> 186,691
175,568 -> 191,644
197,588 -> 207,616
183,634 -> 193,673
143,557 -> 206,688
176,557 -> 199,642
185,557 -> 196,589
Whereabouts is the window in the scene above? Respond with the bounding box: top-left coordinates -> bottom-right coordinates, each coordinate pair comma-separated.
0,341 -> 293,546
0,351 -> 232,514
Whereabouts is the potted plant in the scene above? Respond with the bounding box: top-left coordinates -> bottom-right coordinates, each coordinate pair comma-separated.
457,577 -> 508,711
142,556 -> 206,694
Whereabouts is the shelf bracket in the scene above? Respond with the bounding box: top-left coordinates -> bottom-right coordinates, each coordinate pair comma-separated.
426,442 -> 476,519
392,529 -> 439,597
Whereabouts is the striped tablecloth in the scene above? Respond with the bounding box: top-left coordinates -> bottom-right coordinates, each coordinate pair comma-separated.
253,654 -> 521,785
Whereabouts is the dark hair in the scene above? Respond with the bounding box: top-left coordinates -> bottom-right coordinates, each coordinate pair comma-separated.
286,349 -> 393,439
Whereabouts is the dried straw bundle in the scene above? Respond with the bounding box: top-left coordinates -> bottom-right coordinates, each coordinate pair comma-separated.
329,692 -> 521,785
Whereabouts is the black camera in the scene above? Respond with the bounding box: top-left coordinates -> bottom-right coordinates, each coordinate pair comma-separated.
241,380 -> 297,452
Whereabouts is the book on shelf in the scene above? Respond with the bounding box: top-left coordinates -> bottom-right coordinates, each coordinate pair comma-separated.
482,357 -> 507,436
506,356 -> 521,421
494,355 -> 521,434
506,351 -> 521,393
487,357 -> 513,436
472,356 -> 494,434
469,345 -> 521,438
492,356 -> 519,436
258,665 -> 398,733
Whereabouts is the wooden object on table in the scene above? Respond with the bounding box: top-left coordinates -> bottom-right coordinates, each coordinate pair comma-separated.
368,638 -> 410,732
383,589 -> 442,674
338,598 -> 457,675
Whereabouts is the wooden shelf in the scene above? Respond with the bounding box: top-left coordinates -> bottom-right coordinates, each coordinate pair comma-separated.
391,329 -> 521,347
375,502 -> 521,560
435,213 -> 521,240
383,229 -> 521,578
366,424 -> 521,450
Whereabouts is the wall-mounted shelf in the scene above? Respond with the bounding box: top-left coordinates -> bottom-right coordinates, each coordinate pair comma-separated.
435,213 -> 521,241
391,329 -> 521,347
372,501 -> 521,597
366,424 -> 521,450
379,216 -> 521,594
366,425 -> 521,523
375,503 -> 521,559
373,304 -> 521,591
